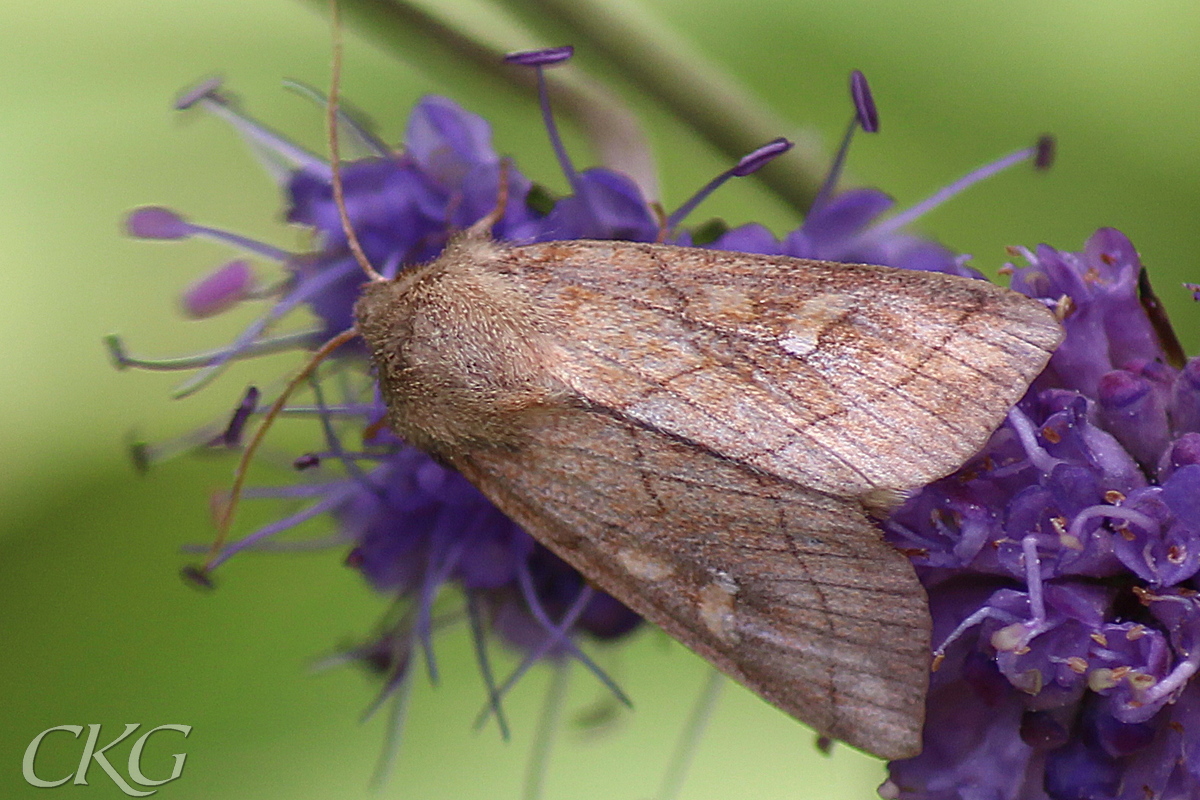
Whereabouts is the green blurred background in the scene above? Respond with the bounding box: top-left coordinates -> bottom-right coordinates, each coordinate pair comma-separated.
3,1 -> 1200,798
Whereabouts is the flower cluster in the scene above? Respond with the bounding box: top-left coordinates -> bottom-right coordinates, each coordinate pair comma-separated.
883,229 -> 1200,800
111,43 -> 1195,800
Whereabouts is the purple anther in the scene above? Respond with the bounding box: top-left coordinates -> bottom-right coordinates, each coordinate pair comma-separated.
1035,135 -> 1056,170
180,565 -> 216,590
126,206 -> 192,240
223,386 -> 260,447
181,260 -> 253,319
175,77 -> 225,111
731,137 -> 793,177
293,453 -> 321,471
504,46 -> 575,67
850,70 -> 879,133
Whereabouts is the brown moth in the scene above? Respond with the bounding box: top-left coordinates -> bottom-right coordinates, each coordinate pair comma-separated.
353,230 -> 1063,760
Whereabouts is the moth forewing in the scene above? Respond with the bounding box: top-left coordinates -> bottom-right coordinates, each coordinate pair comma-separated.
354,232 -> 1063,760
496,240 -> 1064,497
452,414 -> 931,759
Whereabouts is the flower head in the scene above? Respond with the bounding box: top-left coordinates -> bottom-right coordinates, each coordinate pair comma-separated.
117,51 -> 1063,792
884,228 -> 1200,800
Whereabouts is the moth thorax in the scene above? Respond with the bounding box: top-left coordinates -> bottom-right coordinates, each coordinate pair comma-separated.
354,255 -> 564,454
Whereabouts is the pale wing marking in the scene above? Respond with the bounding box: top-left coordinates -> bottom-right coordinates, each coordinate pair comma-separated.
521,246 -> 1058,494
561,335 -> 880,490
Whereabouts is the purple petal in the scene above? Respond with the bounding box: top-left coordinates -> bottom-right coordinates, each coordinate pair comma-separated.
540,167 -> 657,242
405,96 -> 499,183
1098,370 -> 1170,468
1170,358 -> 1200,433
704,223 -> 782,255
1162,464 -> 1200,528
791,188 -> 894,252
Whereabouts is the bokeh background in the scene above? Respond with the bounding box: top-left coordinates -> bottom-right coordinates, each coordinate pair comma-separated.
3,1 -> 1200,798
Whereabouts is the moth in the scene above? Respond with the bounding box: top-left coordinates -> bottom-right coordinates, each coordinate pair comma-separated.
352,228 -> 1063,760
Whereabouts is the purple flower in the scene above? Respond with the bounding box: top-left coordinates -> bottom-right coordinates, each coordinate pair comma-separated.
884,228 -> 1200,800
117,53 -> 1058,788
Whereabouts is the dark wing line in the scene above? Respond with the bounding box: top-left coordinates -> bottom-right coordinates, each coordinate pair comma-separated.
487,416 -> 929,624
458,448 -> 915,658
454,404 -> 929,758
540,435 -> 814,503
565,285 -> 1027,483
576,397 -> 871,505
566,337 -> 877,488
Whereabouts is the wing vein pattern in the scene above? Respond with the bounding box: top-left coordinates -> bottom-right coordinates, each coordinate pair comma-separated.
454,240 -> 1062,758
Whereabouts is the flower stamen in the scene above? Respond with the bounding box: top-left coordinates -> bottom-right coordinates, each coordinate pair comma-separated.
126,207 -> 291,261
505,47 -> 580,192
172,258 -> 359,398
809,70 -> 880,214
866,135 -> 1055,241
466,591 -> 512,740
664,138 -> 793,233
176,77 -> 331,183
103,329 -> 322,373
189,326 -> 359,582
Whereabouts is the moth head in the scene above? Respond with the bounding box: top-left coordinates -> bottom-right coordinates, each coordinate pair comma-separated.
353,242 -> 566,454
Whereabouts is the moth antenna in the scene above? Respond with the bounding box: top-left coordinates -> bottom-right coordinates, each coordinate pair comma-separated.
651,200 -> 669,244
362,415 -> 387,443
190,327 -> 359,581
465,158 -> 512,239
328,0 -> 385,283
